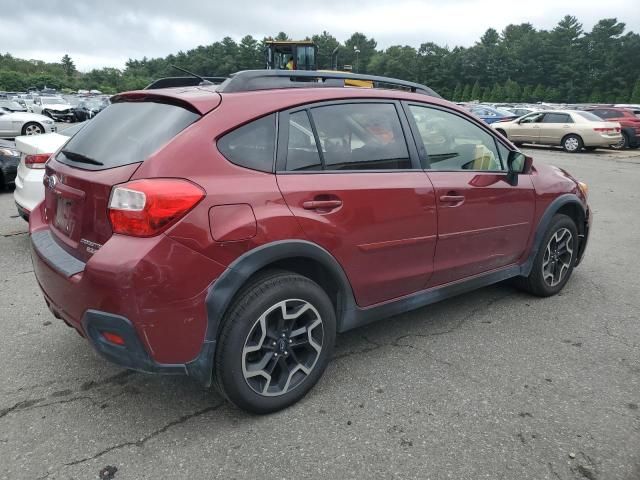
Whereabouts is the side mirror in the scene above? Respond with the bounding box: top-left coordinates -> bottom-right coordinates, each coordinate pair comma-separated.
506,152 -> 533,185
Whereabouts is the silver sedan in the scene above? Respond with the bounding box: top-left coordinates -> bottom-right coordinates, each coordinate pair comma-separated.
0,108 -> 56,138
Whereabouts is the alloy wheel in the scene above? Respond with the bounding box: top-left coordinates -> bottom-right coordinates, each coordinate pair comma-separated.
25,124 -> 43,135
542,228 -> 574,287
564,137 -> 579,152
242,299 -> 324,397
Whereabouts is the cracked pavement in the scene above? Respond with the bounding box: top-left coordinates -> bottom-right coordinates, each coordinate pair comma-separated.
0,146 -> 639,479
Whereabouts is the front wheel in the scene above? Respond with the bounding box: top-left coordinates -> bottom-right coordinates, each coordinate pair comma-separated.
21,122 -> 44,135
514,214 -> 578,297
215,271 -> 336,413
562,134 -> 583,153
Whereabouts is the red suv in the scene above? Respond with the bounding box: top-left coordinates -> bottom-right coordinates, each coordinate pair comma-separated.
30,71 -> 591,413
586,106 -> 640,149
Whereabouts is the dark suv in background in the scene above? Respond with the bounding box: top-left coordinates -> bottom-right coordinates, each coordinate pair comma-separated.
30,70 -> 591,413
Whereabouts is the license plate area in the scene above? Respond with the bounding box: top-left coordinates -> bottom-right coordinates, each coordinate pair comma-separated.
54,196 -> 81,238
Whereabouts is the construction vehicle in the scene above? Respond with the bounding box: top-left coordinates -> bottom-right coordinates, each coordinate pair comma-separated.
264,40 -> 317,71
264,40 -> 372,88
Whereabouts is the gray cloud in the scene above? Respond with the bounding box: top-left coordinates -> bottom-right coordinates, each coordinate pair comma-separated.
1,0 -> 639,70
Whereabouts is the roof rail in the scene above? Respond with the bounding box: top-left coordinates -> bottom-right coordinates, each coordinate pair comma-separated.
144,76 -> 228,90
216,70 -> 441,98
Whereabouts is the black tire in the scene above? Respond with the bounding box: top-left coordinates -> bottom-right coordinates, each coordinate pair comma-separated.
562,134 -> 583,153
495,129 -> 507,138
610,132 -> 629,150
21,122 -> 44,136
215,270 -> 336,414
514,214 -> 578,297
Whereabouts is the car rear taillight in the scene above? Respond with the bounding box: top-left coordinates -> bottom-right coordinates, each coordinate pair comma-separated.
593,127 -> 620,133
25,153 -> 50,169
108,179 -> 205,237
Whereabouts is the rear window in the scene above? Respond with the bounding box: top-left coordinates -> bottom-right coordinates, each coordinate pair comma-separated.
575,111 -> 603,122
56,101 -> 199,170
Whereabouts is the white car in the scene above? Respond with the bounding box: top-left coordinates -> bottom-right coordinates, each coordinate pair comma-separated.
13,122 -> 85,219
0,108 -> 56,138
31,96 -> 75,122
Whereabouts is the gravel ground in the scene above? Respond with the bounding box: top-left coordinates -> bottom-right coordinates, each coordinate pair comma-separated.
0,146 -> 638,480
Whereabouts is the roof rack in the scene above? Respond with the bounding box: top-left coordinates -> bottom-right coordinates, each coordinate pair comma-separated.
216,70 -> 441,98
144,76 -> 228,90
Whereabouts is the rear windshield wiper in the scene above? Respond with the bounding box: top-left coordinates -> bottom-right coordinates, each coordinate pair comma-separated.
61,150 -> 104,166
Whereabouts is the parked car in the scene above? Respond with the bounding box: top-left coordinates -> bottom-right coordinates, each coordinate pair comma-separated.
72,98 -> 110,121
467,105 -> 519,124
13,122 -> 86,220
505,107 -> 538,117
0,139 -> 20,189
0,100 -> 28,112
492,110 -> 622,152
31,96 -> 75,122
585,106 -> 640,149
0,108 -> 56,138
30,71 -> 591,413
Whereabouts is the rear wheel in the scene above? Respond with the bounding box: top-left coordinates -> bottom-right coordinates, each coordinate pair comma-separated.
562,134 -> 583,153
610,132 -> 629,150
215,270 -> 336,413
514,214 -> 578,297
21,122 -> 44,135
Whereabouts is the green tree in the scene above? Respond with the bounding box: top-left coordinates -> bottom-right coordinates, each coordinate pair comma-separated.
490,83 -> 503,102
452,83 -> 463,101
521,85 -> 533,102
532,84 -> 546,101
630,78 -> 640,102
470,81 -> 481,101
312,31 -> 340,69
61,54 -> 75,77
481,86 -> 492,102
461,84 -> 472,101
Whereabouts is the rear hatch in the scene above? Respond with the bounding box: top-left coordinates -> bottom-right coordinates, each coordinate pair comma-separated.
43,99 -> 202,262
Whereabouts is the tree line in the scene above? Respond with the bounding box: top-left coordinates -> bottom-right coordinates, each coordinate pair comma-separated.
1,15 -> 640,103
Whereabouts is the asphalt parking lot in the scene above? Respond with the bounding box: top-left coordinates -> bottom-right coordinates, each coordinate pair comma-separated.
0,146 -> 639,480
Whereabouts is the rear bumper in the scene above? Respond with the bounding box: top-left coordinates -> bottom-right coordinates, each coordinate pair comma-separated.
14,163 -> 44,213
15,202 -> 29,221
29,203 -> 227,383
82,310 -> 188,376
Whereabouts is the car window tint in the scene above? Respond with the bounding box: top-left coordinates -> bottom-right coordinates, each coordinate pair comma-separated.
542,113 -> 572,123
309,103 -> 412,170
218,114 -> 276,173
520,112 -> 544,123
286,111 -> 322,171
408,105 -> 504,171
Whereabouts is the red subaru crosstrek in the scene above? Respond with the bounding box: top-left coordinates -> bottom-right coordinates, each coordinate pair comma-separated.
30,71 -> 591,413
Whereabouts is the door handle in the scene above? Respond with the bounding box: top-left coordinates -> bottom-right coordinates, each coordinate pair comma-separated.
439,194 -> 465,207
302,199 -> 343,210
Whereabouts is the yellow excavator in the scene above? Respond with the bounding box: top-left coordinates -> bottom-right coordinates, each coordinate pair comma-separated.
264,40 -> 372,88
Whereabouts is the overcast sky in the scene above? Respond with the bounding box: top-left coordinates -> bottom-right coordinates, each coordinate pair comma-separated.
2,0 -> 639,71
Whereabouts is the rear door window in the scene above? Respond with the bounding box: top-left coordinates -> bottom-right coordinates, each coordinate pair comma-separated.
286,111 -> 322,171
542,113 -> 572,123
56,101 -> 199,170
308,103 -> 412,170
